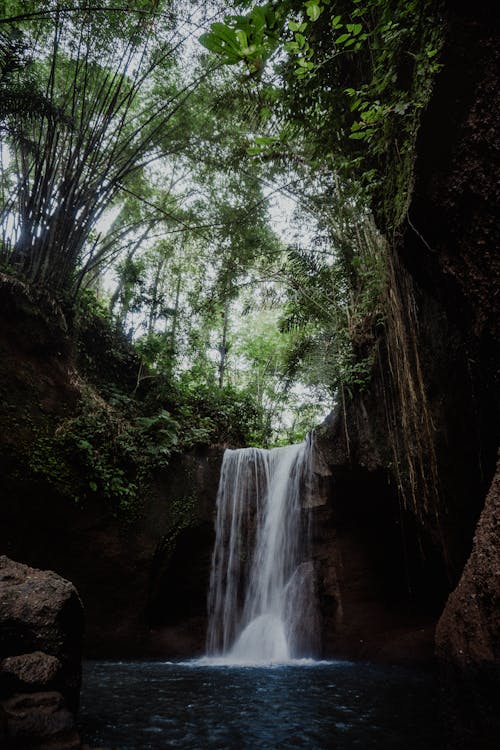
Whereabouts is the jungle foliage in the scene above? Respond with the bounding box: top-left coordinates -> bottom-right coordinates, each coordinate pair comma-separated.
0,0 -> 445,511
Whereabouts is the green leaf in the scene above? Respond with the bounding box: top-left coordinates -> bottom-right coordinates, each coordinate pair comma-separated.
199,33 -> 224,54
235,29 -> 248,49
222,53 -> 241,65
211,23 -> 238,47
346,23 -> 362,35
89,481 -> 97,492
78,439 -> 93,452
254,135 -> 278,145
335,33 -> 351,44
393,101 -> 409,115
305,1 -> 321,22
360,110 -> 371,122
252,6 -> 268,30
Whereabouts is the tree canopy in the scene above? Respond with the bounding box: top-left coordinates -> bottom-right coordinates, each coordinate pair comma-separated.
0,0 -> 444,448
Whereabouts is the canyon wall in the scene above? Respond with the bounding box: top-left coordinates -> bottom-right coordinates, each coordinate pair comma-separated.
0,277 -> 222,656
309,3 -> 498,741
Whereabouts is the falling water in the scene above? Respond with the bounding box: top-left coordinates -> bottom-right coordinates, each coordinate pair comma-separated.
205,436 -> 319,664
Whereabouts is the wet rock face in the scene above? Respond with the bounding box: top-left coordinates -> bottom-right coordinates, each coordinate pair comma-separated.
0,444 -> 224,658
309,452 -> 437,665
407,8 -> 499,353
400,6 -> 499,583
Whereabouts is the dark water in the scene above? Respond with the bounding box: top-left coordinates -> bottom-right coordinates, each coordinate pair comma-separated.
79,660 -> 444,750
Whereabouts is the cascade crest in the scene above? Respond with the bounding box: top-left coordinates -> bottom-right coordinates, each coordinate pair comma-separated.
205,436 -> 319,664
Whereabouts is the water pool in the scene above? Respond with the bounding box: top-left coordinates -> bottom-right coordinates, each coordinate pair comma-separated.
79,659 -> 444,749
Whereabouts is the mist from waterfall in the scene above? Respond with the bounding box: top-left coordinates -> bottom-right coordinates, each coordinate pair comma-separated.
205,436 -> 319,665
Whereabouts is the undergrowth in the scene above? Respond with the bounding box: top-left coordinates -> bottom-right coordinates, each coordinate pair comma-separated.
3,285 -> 263,519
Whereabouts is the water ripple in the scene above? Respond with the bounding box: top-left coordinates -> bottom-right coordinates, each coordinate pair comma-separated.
79,660 -> 443,750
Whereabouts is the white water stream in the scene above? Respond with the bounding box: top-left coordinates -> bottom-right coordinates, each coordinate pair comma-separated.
204,438 -> 319,665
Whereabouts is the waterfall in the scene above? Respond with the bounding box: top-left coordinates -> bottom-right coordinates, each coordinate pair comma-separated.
205,437 -> 319,664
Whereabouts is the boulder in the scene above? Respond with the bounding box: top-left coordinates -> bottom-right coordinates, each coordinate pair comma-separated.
0,691 -> 76,745
0,652 -> 62,697
0,556 -> 83,711
0,557 -> 106,749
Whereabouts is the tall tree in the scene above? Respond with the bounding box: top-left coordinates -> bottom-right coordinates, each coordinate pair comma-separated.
0,0 -> 212,295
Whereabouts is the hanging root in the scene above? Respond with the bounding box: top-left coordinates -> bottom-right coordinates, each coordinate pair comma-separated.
381,244 -> 440,525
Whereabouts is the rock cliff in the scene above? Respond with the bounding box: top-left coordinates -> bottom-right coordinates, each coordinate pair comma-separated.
435,457 -> 499,747
309,2 -> 499,741
0,274 -> 223,657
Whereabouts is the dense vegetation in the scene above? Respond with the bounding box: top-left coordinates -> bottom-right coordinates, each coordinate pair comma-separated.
0,0 -> 444,512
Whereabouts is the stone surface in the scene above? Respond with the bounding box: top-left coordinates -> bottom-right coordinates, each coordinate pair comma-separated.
436,457 -> 500,667
0,651 -> 62,696
0,444 -> 223,658
0,558 -> 105,749
0,556 -> 83,711
1,691 -> 74,740
310,455 -> 437,664
435,455 -> 500,747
